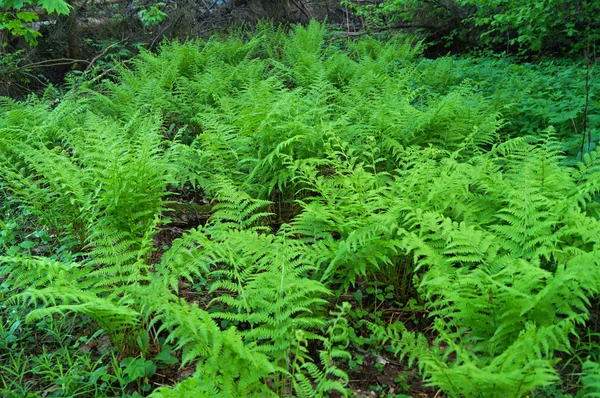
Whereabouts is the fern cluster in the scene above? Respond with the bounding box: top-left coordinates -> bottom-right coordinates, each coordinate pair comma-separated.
1,20 -> 599,397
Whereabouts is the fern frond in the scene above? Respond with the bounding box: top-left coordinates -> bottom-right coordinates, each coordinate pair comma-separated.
583,360 -> 600,398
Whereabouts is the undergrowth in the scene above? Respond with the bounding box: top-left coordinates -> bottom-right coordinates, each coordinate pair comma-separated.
0,21 -> 599,397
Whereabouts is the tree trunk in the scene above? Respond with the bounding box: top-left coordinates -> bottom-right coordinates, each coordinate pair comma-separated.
66,0 -> 81,61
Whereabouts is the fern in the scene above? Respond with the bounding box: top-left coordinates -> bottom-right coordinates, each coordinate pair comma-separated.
153,178 -> 349,395
0,255 -> 141,349
292,303 -> 351,398
135,282 -> 278,397
2,22 -> 599,397
583,360 -> 600,398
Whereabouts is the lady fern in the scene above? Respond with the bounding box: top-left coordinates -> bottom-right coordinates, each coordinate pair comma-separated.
2,21 -> 599,397
583,360 -> 600,397
292,303 -> 351,398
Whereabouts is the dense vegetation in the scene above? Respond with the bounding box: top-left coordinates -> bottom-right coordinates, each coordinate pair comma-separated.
1,19 -> 599,397
343,0 -> 600,55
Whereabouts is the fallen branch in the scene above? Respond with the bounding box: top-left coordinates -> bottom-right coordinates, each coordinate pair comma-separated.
84,39 -> 126,72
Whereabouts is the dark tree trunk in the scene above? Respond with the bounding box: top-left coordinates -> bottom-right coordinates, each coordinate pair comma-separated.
66,0 -> 81,61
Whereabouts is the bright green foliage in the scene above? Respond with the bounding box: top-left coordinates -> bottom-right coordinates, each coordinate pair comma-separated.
138,2 -> 167,27
0,0 -> 70,45
0,97 -> 186,252
0,95 -> 193,349
137,283 -> 278,397
355,131 -> 600,395
583,360 -> 600,397
289,129 -> 600,395
292,303 -> 351,397
406,56 -> 599,159
1,21 -> 599,397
